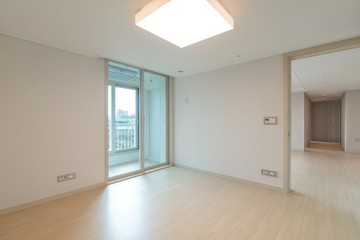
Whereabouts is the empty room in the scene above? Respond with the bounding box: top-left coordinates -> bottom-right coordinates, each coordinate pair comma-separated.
0,0 -> 360,239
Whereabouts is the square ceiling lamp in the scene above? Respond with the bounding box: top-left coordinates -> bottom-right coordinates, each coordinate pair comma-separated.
135,0 -> 234,48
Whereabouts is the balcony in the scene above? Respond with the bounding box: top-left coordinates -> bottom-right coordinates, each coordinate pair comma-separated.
109,119 -> 137,152
108,120 -> 164,177
115,121 -> 137,151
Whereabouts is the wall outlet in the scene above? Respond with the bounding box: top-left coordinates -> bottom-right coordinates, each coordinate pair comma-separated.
57,173 -> 76,183
263,117 -> 277,125
261,169 -> 277,177
355,138 -> 360,142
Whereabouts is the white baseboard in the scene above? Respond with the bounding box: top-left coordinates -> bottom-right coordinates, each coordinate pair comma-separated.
174,163 -> 283,192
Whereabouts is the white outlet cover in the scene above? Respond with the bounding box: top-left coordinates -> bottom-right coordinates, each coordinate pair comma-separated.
264,117 -> 277,125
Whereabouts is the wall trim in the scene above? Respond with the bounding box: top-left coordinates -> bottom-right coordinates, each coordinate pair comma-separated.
0,183 -> 106,216
285,36 -> 360,60
283,36 -> 360,193
283,54 -> 291,193
174,164 -> 283,192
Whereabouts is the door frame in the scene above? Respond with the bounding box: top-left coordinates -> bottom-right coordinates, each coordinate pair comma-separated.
108,84 -> 140,153
283,36 -> 360,192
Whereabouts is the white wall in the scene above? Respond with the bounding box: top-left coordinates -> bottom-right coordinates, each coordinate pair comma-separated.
174,56 -> 284,188
344,90 -> 360,153
0,34 -> 105,210
304,95 -> 311,148
291,92 -> 304,150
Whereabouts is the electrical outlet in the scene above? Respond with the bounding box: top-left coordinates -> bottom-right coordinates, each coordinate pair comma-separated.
57,173 -> 76,183
261,169 -> 277,177
263,117 -> 277,125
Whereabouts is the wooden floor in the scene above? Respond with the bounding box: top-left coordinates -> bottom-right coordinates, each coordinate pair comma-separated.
1,150 -> 360,240
307,141 -> 344,151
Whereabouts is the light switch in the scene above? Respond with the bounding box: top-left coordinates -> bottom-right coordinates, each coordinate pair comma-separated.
264,117 -> 277,125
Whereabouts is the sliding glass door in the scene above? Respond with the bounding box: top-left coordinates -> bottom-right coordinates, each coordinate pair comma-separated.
144,72 -> 167,168
107,61 -> 168,180
108,62 -> 141,178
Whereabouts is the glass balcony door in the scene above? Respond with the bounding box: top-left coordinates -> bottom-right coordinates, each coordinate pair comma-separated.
144,71 -> 167,168
108,62 -> 141,179
114,87 -> 138,152
107,61 -> 168,180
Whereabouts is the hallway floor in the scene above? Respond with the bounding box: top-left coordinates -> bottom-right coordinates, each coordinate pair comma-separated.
307,141 -> 343,151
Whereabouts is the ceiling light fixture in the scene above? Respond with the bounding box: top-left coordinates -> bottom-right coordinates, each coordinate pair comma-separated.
135,0 -> 234,48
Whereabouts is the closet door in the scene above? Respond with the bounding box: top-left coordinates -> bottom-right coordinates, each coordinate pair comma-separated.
312,102 -> 329,142
311,100 -> 340,143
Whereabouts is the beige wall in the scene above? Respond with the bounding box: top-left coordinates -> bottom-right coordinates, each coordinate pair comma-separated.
174,55 -> 285,188
344,90 -> 360,153
0,34 -> 105,210
291,92 -> 304,150
304,95 -> 311,148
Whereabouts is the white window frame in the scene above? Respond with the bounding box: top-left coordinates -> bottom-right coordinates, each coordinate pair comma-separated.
108,83 -> 140,154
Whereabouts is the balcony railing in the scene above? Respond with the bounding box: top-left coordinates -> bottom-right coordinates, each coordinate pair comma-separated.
115,120 -> 137,151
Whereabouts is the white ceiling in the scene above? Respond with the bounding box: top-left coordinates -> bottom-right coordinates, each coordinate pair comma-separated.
0,0 -> 360,77
292,47 -> 360,101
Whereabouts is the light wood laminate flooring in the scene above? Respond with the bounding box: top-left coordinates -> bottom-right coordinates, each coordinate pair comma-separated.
1,150 -> 359,239
307,141 -> 344,151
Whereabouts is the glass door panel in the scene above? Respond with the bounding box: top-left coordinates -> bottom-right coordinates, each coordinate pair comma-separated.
115,87 -> 138,151
108,61 -> 141,178
144,72 -> 167,168
107,60 -> 168,180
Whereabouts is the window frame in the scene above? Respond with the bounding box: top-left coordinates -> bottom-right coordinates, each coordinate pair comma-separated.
108,83 -> 140,154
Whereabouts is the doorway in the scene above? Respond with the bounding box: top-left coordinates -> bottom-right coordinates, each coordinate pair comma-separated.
285,37 -> 360,192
